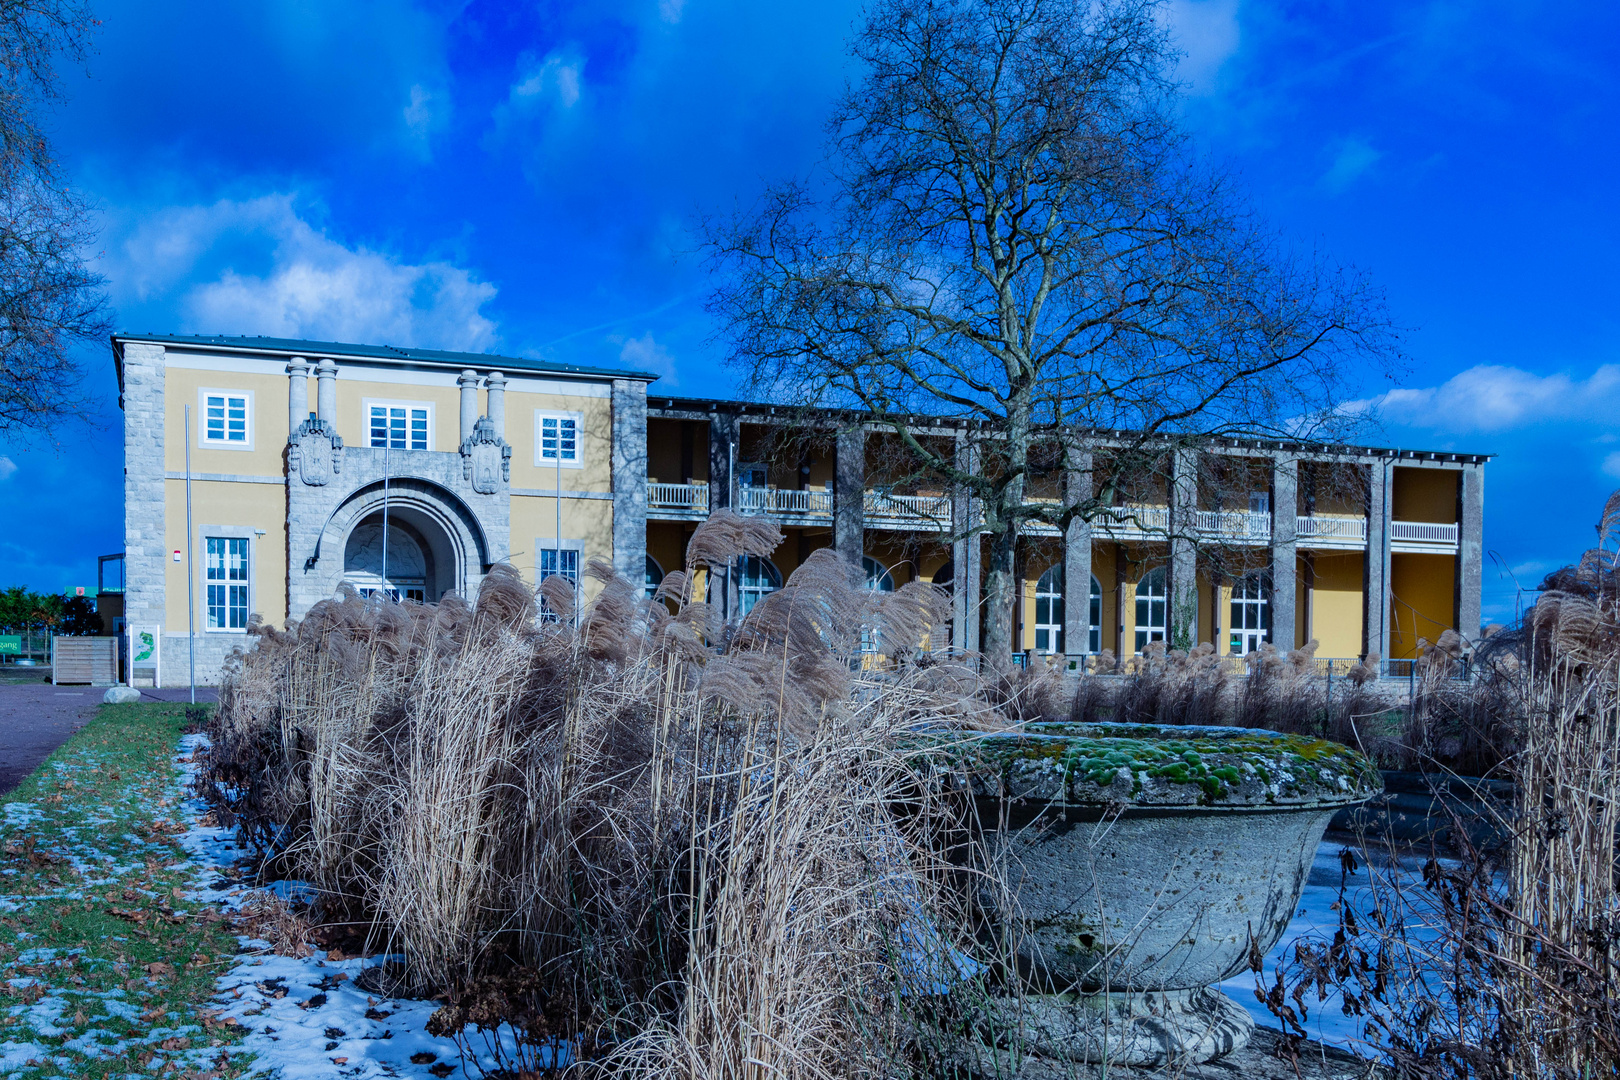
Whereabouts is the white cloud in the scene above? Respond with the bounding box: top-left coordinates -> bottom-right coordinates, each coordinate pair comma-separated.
402,83 -> 450,155
1321,137 -> 1382,193
1164,0 -> 1241,95
618,332 -> 678,384
111,194 -> 497,352
658,0 -> 687,25
509,49 -> 585,111
1356,364 -> 1620,433
0,456 -> 15,481
1602,452 -> 1620,480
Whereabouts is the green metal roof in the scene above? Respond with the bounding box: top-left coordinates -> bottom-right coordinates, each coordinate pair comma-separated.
110,333 -> 660,384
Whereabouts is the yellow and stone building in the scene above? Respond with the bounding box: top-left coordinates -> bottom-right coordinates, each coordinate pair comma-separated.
115,333 -> 1488,685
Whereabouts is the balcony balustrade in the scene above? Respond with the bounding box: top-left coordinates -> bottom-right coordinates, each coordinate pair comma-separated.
646,481 -> 1459,553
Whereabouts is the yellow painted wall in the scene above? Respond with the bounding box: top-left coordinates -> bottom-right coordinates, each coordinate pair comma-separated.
1310,553 -> 1365,658
163,367 -> 290,477
1390,553 -> 1456,659
1093,544 -> 1118,656
507,390 -> 614,493
1393,467 -> 1457,523
511,494 -> 616,603
163,478 -> 288,633
327,377 -> 462,453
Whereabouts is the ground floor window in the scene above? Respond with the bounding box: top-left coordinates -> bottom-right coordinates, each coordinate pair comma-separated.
1230,571 -> 1271,655
205,536 -> 249,630
539,546 -> 580,585
864,556 -> 895,592
1089,574 -> 1102,653
1134,566 -> 1167,653
645,555 -> 665,599
738,555 -> 782,615
1034,565 -> 1064,654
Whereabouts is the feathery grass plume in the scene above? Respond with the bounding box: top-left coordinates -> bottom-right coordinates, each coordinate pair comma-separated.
683,508 -> 784,570
538,572 -> 578,625
580,558 -> 643,663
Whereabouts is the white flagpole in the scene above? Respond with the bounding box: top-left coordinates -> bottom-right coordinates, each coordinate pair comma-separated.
184,405 -> 195,704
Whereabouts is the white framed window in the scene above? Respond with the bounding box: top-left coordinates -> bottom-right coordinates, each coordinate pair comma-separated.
1134,566 -> 1167,653
536,538 -> 584,621
205,536 -> 250,631
198,388 -> 253,450
534,410 -> 584,469
738,555 -> 782,615
364,399 -> 433,451
1089,574 -> 1102,654
1034,565 -> 1064,654
1230,571 -> 1272,656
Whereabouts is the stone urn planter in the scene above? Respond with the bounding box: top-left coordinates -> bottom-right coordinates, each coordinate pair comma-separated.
934,722 -> 1379,1068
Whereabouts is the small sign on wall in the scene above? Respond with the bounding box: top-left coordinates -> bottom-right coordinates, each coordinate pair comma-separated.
131,625 -> 160,688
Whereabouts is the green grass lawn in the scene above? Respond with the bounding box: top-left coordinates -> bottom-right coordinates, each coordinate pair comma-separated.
1,703 -> 252,1078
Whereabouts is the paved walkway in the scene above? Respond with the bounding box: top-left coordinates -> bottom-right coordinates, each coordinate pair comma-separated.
0,682 -> 218,795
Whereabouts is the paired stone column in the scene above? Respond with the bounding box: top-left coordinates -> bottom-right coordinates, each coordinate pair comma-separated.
952,436 -> 982,653
1063,446 -> 1094,663
1364,459 -> 1392,661
834,426 -> 867,569
286,357 -> 309,434
1169,447 -> 1198,650
315,358 -> 337,423
1455,462 -> 1485,643
458,369 -> 479,444
485,371 -> 506,438
611,379 -> 649,583
1270,456 -> 1298,651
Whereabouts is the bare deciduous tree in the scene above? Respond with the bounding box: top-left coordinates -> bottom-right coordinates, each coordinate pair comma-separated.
0,0 -> 108,435
706,0 -> 1397,662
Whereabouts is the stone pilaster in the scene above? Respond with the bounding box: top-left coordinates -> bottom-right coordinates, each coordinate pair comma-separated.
1063,446 -> 1093,662
611,379 -> 648,582
121,342 -> 168,640
834,426 -> 866,569
1270,456 -> 1298,651
1455,462 -> 1485,643
1364,459 -> 1392,661
1169,447 -> 1198,650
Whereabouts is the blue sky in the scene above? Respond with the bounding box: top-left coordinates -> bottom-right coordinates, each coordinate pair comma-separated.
0,0 -> 1614,628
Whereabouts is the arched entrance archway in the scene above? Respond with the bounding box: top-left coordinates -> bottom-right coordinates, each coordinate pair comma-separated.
300,478 -> 492,611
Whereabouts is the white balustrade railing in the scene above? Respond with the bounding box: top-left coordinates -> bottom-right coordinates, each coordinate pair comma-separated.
648,482 -> 708,511
739,486 -> 834,514
865,491 -> 951,521
1390,520 -> 1459,545
651,480 -> 1449,551
1298,515 -> 1368,542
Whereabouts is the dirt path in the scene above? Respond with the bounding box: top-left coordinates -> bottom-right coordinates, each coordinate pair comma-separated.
0,683 -> 216,795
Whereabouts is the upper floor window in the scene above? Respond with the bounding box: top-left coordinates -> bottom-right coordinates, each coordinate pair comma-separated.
199,389 -> 251,449
205,537 -> 250,631
366,400 -> 432,451
535,410 -> 583,469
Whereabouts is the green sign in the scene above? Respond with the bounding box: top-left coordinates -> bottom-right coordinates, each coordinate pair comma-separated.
0,636 -> 19,655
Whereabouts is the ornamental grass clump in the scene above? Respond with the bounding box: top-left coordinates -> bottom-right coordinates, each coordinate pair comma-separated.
202,511 -> 1009,1078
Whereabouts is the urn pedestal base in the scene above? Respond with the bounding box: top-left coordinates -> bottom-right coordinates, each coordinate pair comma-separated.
988,986 -> 1254,1067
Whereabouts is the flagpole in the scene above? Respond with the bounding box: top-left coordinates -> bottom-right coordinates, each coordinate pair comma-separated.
184,405 -> 195,704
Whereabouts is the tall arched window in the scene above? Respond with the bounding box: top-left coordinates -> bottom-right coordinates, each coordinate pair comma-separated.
1134,566 -> 1167,653
864,556 -> 895,592
738,556 -> 782,615
1089,574 -> 1102,654
1034,565 -> 1064,654
645,555 -> 665,600
1229,571 -> 1272,655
